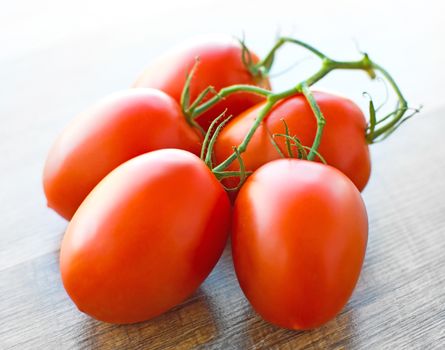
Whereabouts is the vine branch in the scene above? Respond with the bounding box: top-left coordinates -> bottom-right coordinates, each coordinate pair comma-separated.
183,36 -> 416,177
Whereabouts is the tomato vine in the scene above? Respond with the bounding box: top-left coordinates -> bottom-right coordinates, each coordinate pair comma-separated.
181,36 -> 418,180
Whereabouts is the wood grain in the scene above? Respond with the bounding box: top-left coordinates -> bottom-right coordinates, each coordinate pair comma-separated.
1,1 -> 445,348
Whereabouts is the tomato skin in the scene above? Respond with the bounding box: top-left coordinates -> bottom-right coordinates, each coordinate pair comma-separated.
133,35 -> 270,131
214,91 -> 371,192
43,88 -> 202,220
60,149 -> 231,324
232,159 -> 368,330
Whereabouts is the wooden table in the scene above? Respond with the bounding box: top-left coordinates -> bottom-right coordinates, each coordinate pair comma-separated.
1,1 -> 444,348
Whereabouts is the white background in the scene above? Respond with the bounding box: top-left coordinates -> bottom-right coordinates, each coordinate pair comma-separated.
1,0 -> 444,111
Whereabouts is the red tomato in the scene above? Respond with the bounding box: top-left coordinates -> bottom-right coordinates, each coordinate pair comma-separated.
60,149 -> 231,324
232,159 -> 368,330
43,88 -> 202,220
133,35 -> 270,130
214,91 -> 370,192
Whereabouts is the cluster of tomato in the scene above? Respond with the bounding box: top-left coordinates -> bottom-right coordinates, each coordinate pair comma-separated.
43,34 -> 398,330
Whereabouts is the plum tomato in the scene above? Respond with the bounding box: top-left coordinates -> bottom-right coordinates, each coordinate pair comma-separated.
232,159 -> 368,329
214,91 -> 371,193
43,88 -> 202,220
60,149 -> 231,324
133,34 -> 270,131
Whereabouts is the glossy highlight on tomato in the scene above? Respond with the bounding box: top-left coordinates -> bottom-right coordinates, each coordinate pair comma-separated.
43,88 -> 202,220
133,34 -> 270,130
214,91 -> 371,192
60,149 -> 231,324
232,159 -> 368,330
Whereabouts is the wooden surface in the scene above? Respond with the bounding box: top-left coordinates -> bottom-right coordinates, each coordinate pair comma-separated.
1,1 -> 445,349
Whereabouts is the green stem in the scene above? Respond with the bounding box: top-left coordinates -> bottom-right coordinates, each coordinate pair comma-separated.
189,86 -> 218,113
366,63 -> 408,141
255,37 -> 327,75
191,84 -> 272,118
212,100 -> 275,172
301,83 -> 326,161
179,58 -> 206,136
188,37 -> 412,174
213,170 -> 253,179
210,58 -> 370,170
281,119 -> 294,158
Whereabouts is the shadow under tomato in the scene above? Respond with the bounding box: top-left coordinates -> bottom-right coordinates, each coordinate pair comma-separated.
238,300 -> 359,349
62,240 -> 239,350
73,287 -> 220,350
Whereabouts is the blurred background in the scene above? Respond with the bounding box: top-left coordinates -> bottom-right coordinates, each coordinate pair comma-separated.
2,0 -> 444,109
1,0 -> 444,348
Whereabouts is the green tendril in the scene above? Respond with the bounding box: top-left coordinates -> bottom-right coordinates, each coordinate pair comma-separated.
188,86 -> 218,113
302,146 -> 326,164
282,119 -> 294,157
226,147 -> 248,191
204,112 -> 232,168
213,170 -> 253,180
301,83 -> 326,160
238,36 -> 260,78
200,110 -> 227,160
372,106 -> 422,143
273,133 -> 310,161
179,57 -> 205,135
180,57 -> 199,116
267,128 -> 285,158
364,93 -> 377,142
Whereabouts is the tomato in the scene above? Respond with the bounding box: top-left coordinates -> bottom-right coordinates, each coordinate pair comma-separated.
133,35 -> 270,131
43,88 -> 202,220
60,149 -> 230,324
214,91 -> 370,193
232,159 -> 368,330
